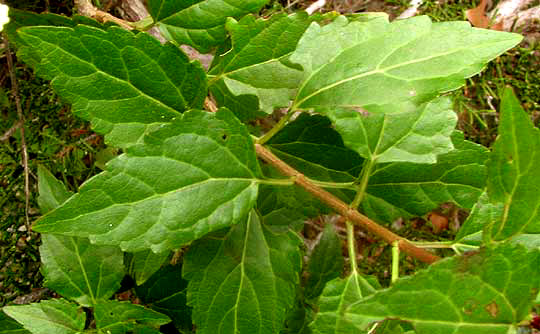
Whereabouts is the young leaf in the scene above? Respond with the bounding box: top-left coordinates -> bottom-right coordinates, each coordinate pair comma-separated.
16,25 -> 207,147
183,211 -> 302,334
290,15 -> 522,111
93,300 -> 171,334
135,264 -> 192,333
126,250 -> 170,286
345,244 -> 540,334
40,234 -> 124,307
37,165 -> 73,214
209,13 -> 311,113
33,110 -> 261,253
487,88 -> 540,240
305,224 -> 345,300
149,0 -> 270,53
310,273 -> 378,334
454,192 -> 503,246
3,299 -> 85,334
325,97 -> 457,164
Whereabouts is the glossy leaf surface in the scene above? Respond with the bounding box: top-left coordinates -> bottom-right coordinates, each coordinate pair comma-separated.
310,273 -> 377,334
17,24 -> 207,147
33,110 -> 261,253
305,224 -> 344,300
149,0 -> 269,52
183,211 -> 302,334
93,300 -> 170,334
210,13 -> 310,113
3,300 -> 85,334
346,244 -> 540,334
290,15 -> 522,111
326,97 -> 457,163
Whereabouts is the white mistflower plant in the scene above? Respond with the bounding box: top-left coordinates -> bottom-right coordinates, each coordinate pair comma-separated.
0,3 -> 9,32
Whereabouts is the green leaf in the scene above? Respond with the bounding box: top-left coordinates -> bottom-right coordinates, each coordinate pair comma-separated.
127,250 -> 170,286
210,79 -> 266,122
135,264 -> 192,333
0,311 -> 31,334
40,234 -> 124,306
346,244 -> 540,334
37,165 -> 73,214
487,88 -> 540,240
455,192 -> 503,246
149,0 -> 270,53
325,97 -> 457,163
363,131 -> 488,223
269,114 -> 487,224
310,273 -> 378,334
209,13 -> 310,113
16,25 -> 207,147
3,300 -> 85,334
93,300 -> 171,334
266,113 -> 362,217
183,210 -> 302,334
290,15 -> 522,111
305,224 -> 344,300
33,110 -> 261,253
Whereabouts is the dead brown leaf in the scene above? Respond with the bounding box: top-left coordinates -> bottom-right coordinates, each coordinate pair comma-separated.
466,0 -> 503,30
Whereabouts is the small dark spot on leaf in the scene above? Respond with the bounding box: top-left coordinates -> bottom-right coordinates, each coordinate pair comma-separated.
222,133 -> 228,140
485,301 -> 499,318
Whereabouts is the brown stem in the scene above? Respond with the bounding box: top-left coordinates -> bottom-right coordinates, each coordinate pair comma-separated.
74,0 -> 133,30
255,144 -> 440,264
5,37 -> 30,228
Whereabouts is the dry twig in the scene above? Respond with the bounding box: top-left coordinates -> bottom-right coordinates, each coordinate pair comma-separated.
4,35 -> 30,228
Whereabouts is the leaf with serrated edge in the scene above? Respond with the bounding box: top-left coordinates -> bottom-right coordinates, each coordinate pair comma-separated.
93,300 -> 170,333
209,13 -> 310,113
487,88 -> 540,240
310,273 -> 378,334
33,110 -> 261,253
40,234 -> 124,306
345,244 -> 540,334
363,131 -> 488,223
305,224 -> 344,300
16,25 -> 206,147
183,210 -> 302,334
268,114 -> 487,224
325,97 -> 457,163
290,15 -> 522,111
3,300 -> 85,334
149,0 -> 269,53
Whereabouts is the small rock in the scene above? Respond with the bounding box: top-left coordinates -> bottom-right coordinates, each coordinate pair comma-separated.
18,225 -> 27,232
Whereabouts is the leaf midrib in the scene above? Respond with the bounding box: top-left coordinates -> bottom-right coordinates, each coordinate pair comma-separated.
292,40 -> 502,109
23,29 -> 184,118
